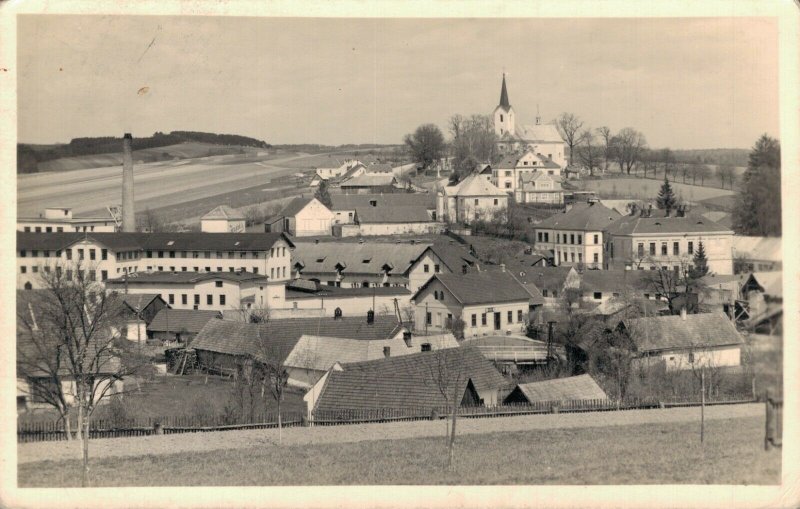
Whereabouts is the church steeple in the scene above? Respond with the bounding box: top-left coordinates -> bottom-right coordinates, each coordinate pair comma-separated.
499,73 -> 511,110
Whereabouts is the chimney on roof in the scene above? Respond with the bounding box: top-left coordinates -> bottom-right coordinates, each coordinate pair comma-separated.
122,133 -> 136,232
680,307 -> 687,320
629,204 -> 638,216
367,309 -> 375,324
383,346 -> 391,358
403,330 -> 412,347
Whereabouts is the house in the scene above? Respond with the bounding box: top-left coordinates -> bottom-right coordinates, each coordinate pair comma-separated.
504,374 -> 608,404
200,206 -> 246,233
731,236 -> 782,272
278,197 -> 335,237
105,270 -> 280,311
478,164 -> 493,182
284,278 -> 413,317
189,314 -> 405,377
329,193 -> 437,225
304,346 -> 508,420
17,231 -> 294,289
741,272 -> 782,335
339,174 -> 398,194
147,308 -> 222,345
18,207 -> 117,233
350,206 -> 442,236
437,174 -> 508,224
604,208 -> 734,275
515,171 -> 564,205
282,332 -> 459,388
313,156 -> 356,181
493,150 -> 562,195
492,74 -> 566,166
16,290 -> 123,411
461,334 -> 557,373
534,201 -> 622,268
411,268 -> 541,338
117,293 -> 169,342
620,311 -> 745,371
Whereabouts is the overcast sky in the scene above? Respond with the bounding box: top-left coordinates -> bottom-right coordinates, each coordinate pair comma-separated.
18,16 -> 778,149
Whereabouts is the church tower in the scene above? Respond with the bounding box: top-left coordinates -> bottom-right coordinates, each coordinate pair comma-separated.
493,74 -> 515,137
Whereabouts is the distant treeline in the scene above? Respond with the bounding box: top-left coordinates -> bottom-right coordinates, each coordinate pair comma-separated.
17,131 -> 270,173
667,148 -> 749,167
271,143 -> 400,153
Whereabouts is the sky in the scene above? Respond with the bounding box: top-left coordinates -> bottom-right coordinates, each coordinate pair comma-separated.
17,16 -> 779,150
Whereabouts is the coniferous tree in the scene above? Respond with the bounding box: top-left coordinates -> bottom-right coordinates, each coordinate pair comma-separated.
690,241 -> 709,279
314,179 -> 332,209
733,134 -> 781,236
656,177 -> 677,213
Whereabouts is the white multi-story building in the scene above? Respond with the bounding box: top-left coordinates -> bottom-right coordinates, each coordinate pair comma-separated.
200,206 -> 246,233
17,207 -> 117,233
493,150 -> 562,195
437,174 -> 508,224
515,172 -> 564,205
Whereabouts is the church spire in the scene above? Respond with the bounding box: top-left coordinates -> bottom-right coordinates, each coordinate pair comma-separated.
499,73 -> 511,110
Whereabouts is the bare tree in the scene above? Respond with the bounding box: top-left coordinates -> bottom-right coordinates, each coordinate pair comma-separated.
252,319 -> 291,445
717,165 -> 735,189
613,128 -> 647,175
555,113 -> 584,167
659,148 -> 675,180
426,348 -> 468,470
577,129 -> 603,176
696,165 -> 711,186
596,126 -> 614,173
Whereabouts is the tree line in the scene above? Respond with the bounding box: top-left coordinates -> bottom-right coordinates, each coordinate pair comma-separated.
17,131 -> 271,173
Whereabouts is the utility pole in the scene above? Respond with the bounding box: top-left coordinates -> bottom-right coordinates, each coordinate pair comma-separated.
700,368 -> 705,444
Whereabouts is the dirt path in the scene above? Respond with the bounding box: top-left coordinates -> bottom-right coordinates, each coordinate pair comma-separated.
18,403 -> 763,465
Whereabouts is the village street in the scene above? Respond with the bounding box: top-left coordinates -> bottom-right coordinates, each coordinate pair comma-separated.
18,403 -> 763,465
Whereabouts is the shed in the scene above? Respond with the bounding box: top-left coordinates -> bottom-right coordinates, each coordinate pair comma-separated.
504,374 -> 608,404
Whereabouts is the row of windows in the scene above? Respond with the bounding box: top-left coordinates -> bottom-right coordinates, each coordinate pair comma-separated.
469,310 -> 525,327
637,241 -> 695,258
20,267 -> 108,281
556,251 -> 600,264
124,265 -> 288,278
166,293 -> 226,306
422,264 -> 441,274
460,198 -> 500,206
20,248 -> 109,261
19,246 -> 288,262
22,225 -> 103,233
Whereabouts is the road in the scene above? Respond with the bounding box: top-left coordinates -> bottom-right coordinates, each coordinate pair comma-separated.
17,403 -> 763,464
16,151 -> 323,218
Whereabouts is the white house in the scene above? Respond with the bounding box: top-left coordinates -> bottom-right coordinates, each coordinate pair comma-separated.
278,197 -> 335,237
515,171 -> 564,205
17,207 -> 117,233
437,174 -> 508,224
493,150 -> 562,195
200,206 -> 246,233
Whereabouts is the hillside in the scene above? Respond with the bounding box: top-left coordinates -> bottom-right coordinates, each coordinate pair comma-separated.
17,131 -> 271,174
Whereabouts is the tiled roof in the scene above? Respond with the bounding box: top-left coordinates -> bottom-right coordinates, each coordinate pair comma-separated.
697,194 -> 737,211
415,270 -> 533,306
444,174 -> 507,197
293,241 -> 430,276
330,193 -> 435,210
119,293 -> 162,313
366,163 -> 394,174
535,202 -> 621,231
313,346 -> 506,412
519,172 -> 562,192
517,266 -> 574,293
283,333 -> 459,371
579,269 -> 654,293
314,155 -> 349,169
106,271 -> 268,285
279,196 -> 316,218
355,206 -> 433,224
623,312 -> 745,353
341,174 -> 396,187
605,211 -> 732,235
148,309 -> 222,333
516,123 -> 564,144
481,265 -> 546,305
510,374 -> 608,403
201,205 -> 245,221
190,315 -> 404,363
286,281 -> 411,299
701,211 -> 732,229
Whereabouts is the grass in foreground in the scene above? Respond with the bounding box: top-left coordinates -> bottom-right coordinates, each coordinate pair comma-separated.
19,416 -> 779,487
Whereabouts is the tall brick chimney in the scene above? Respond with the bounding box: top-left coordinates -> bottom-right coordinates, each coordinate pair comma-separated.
122,133 -> 136,232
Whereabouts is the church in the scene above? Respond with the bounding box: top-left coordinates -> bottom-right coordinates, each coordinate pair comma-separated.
492,75 -> 567,169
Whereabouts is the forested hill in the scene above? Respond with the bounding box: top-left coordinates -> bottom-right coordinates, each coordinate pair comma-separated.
17,131 -> 270,173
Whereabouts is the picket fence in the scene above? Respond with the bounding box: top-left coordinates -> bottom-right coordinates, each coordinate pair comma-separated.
18,393 -> 756,443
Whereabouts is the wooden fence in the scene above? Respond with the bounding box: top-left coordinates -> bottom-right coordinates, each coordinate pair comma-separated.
764,394 -> 783,450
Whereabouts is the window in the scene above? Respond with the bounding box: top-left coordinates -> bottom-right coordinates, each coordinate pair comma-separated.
168,294 -> 175,305
181,294 -> 187,305
426,312 -> 432,325
517,310 -> 523,322
89,249 -> 96,260
542,289 -> 548,297
20,249 -> 26,258
673,242 -> 679,256
507,311 -> 513,323
271,268 -> 275,278
158,251 -> 164,257
101,270 -> 107,281
688,241 -> 694,254
593,292 -> 602,300
577,235 -> 582,245
253,267 -> 258,274
556,234 -> 560,244
57,227 -> 63,232
194,294 -> 200,305
215,281 -> 223,288
578,253 -> 583,263
494,199 -> 498,205
421,343 -> 432,352
206,295 -> 213,305
505,170 -> 511,177
169,251 -> 175,258
570,234 -> 575,244
101,249 -> 107,260
434,264 -> 440,273
505,182 -> 511,189
423,264 -> 429,273
593,253 -> 599,263
594,234 -> 599,244
637,243 -> 644,257
24,226 -> 30,232
649,243 -> 656,256
146,250 -> 153,257
78,249 -> 84,260
88,270 -> 95,281
471,314 -> 477,327
661,243 -> 667,256
474,199 -> 479,206
544,233 -> 549,242
20,266 -> 26,274
538,232 -> 543,242
481,313 -> 487,326
220,295 -> 226,306
570,252 -> 575,262
35,227 -> 42,233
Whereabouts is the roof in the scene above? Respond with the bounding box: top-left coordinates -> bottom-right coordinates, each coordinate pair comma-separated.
751,271 -> 782,299
587,296 -> 668,317
313,346 -> 507,412
701,211 -> 732,229
517,266 -> 574,293
201,205 -> 245,221
519,173 -> 562,193
598,200 -> 649,216
286,280 -> 411,299
515,123 -> 564,144
579,269 -> 654,293
283,333 -> 459,372
355,206 -> 433,224
535,202 -> 621,231
292,241 -> 430,277
510,375 -> 608,403
314,155 -> 350,169
444,174 -> 507,197
190,315 -> 405,363
414,270 -> 532,306
106,271 -> 268,285
148,309 -> 222,334
119,293 -> 163,313
622,312 -> 745,353
366,163 -> 394,174
341,174 -> 396,188
330,193 -> 435,210
697,194 -> 737,211
731,236 -> 782,262
498,74 -> 511,110
16,231 -> 294,253
279,196 -> 316,218
606,211 -> 732,235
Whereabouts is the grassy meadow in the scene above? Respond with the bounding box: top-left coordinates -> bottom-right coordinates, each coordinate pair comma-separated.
577,178 -> 735,203
19,416 -> 779,486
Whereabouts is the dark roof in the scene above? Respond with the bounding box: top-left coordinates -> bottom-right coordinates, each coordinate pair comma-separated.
499,74 -> 510,110
313,346 -> 506,412
190,315 -> 404,363
148,309 -> 222,334
508,374 -> 608,403
606,211 -> 732,235
535,202 -> 621,231
519,266 -> 574,293
279,196 -> 315,217
292,241 -> 430,276
579,270 -> 653,293
622,312 -> 745,352
367,163 -> 394,173
355,206 -> 432,224
119,293 -> 163,313
107,271 -> 268,286
16,231 -> 294,253
330,193 -> 435,210
697,194 -> 737,211
414,270 -> 533,306
286,281 -> 411,299
341,174 -> 396,187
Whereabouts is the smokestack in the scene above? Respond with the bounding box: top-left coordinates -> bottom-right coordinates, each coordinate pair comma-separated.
122,133 -> 136,232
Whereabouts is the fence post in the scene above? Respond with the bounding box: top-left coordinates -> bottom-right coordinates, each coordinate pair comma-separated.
764,390 -> 772,451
